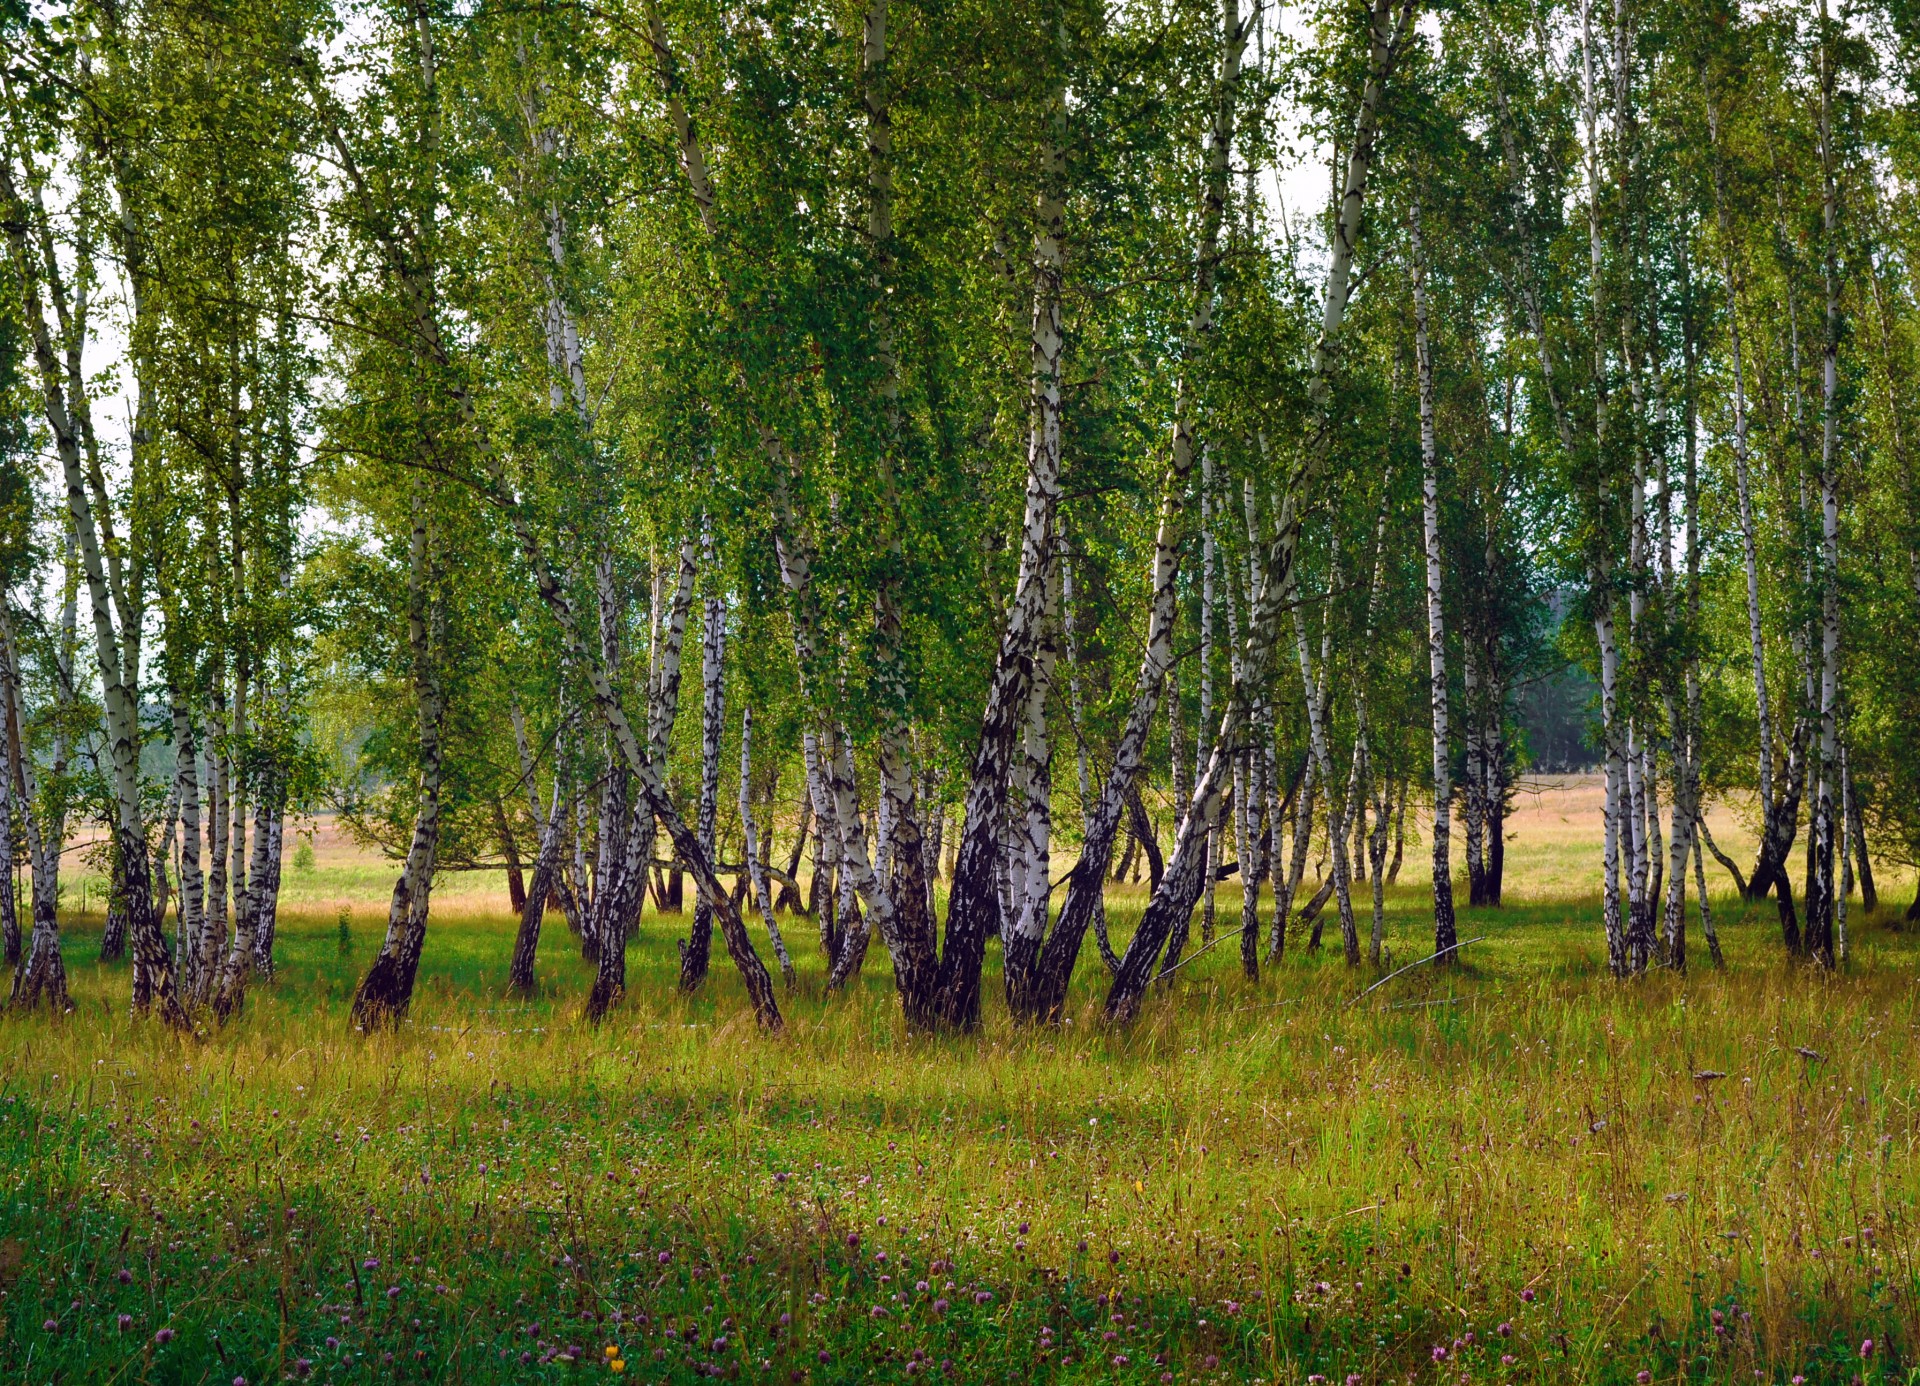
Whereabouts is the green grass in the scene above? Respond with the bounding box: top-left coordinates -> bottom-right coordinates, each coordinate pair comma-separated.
3,879 -> 1918,1386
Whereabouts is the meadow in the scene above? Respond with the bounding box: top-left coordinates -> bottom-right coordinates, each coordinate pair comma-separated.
4,781 -> 1918,1386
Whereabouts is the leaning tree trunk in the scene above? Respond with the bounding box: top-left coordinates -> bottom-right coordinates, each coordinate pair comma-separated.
508,778 -> 565,997
681,545 -> 726,993
351,485 -> 447,1032
507,705 -> 565,996
1003,553 -> 1061,1006
310,23 -> 780,1029
1197,450 -> 1219,948
1013,0 -> 1248,1022
1411,195 -> 1457,963
1105,0 -> 1413,1024
586,536 -> 697,1020
99,862 -> 128,963
0,151 -> 185,1026
212,781 -> 277,1023
1060,545 -> 1116,973
933,62 -> 1075,1031
740,707 -> 795,985
1293,578 -> 1359,965
3,612 -> 67,1011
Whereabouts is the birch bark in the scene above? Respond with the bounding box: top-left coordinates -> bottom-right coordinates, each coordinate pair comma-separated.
350,481 -> 447,1030
1412,196 -> 1457,960
739,707 -> 795,984
0,149 -> 184,1025
681,528 -> 727,992
1016,0 -> 1255,1021
1104,0 -> 1413,1021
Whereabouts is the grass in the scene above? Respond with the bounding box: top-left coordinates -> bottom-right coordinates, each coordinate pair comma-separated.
4,789 -> 1919,1386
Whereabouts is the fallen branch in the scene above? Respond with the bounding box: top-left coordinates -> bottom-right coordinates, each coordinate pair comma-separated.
1343,936 -> 1485,1010
1155,922 -> 1250,981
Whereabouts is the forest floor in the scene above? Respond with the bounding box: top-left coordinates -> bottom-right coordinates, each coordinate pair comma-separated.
4,778 -> 1919,1385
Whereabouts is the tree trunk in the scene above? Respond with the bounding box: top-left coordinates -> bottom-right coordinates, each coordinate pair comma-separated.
933,54 -> 1076,1030
1292,577 -> 1359,964
252,781 -> 286,979
351,484 -> 447,1031
99,863 -> 128,962
212,780 -> 276,1023
740,707 -> 795,985
1412,193 -> 1457,963
495,796 -> 527,915
2,611 -> 66,1011
680,544 -> 726,993
0,151 -> 184,1025
1804,20 -> 1843,968
171,696 -> 205,1000
1003,549 -> 1061,1005
203,696 -> 231,1006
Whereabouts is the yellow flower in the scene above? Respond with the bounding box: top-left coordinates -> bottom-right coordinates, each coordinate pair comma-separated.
604,1345 -> 620,1358
609,1361 -> 625,1373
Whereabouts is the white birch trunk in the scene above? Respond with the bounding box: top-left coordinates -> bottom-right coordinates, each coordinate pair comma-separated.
1411,195 -> 1457,959
740,707 -> 795,984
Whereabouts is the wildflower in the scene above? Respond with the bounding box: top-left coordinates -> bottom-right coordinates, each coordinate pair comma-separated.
1019,1222 -> 1029,1235
1432,1347 -> 1448,1362
1225,1300 -> 1242,1316
871,1307 -> 889,1319
155,1328 -> 176,1345
1519,1288 -> 1535,1303
915,1280 -> 929,1292
714,1336 -> 729,1350
1108,1250 -> 1120,1265
818,1350 -> 832,1363
1638,1374 -> 1651,1384
43,1319 -> 58,1333
326,1337 -> 340,1351
386,1286 -> 401,1300
1862,1339 -> 1875,1358
933,1299 -> 949,1316
609,1361 -> 625,1374
293,1359 -> 313,1378
848,1232 -> 861,1249
1204,1354 -> 1219,1370
363,1259 -> 379,1271
876,1250 -> 888,1264
1113,1355 -> 1129,1367
974,1291 -> 993,1305
1498,1322 -> 1511,1336
116,1268 -> 132,1284
658,1251 -> 671,1264
234,1377 -> 248,1386
1500,1355 -> 1516,1366
117,1314 -> 133,1331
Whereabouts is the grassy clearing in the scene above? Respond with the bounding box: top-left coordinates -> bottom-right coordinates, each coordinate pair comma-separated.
4,792 -> 1918,1385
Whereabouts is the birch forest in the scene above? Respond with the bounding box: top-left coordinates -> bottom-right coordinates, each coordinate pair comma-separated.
3,0 -> 1920,1381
